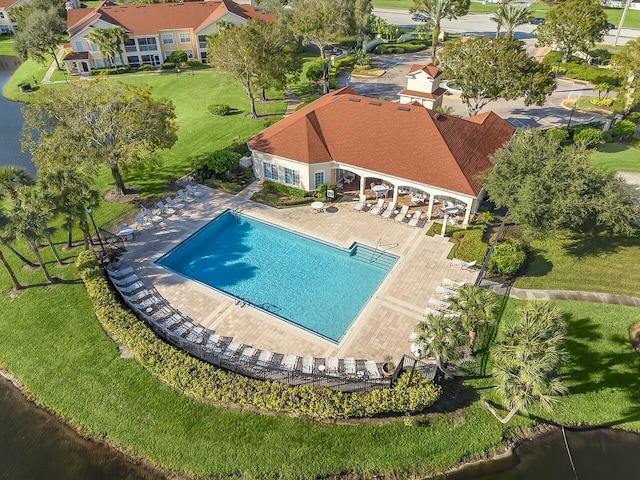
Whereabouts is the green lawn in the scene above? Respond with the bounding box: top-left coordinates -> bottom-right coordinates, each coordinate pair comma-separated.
514,231 -> 640,296
0,35 -> 15,56
467,299 -> 640,431
591,142 -> 640,173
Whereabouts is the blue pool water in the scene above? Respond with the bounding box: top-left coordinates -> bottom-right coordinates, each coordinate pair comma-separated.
157,211 -> 397,342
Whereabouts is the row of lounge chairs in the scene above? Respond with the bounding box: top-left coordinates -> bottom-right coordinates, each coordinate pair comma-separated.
135,185 -> 204,230
106,264 -> 386,381
452,258 -> 478,271
423,277 -> 466,317
353,196 -> 423,227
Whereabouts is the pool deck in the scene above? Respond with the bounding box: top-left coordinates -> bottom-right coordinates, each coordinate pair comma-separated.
118,182 -> 478,361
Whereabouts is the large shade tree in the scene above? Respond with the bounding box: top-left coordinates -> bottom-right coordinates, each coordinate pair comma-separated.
611,38 -> 640,114
484,129 -> 638,238
208,19 -> 300,117
439,37 -> 556,116
411,0 -> 470,58
535,0 -> 609,63
486,301 -> 567,423
13,6 -> 66,71
414,313 -> 466,378
22,79 -> 177,196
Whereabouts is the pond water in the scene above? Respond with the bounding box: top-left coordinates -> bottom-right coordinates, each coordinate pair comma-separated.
0,378 -> 164,479
0,56 -> 37,176
435,427 -> 640,480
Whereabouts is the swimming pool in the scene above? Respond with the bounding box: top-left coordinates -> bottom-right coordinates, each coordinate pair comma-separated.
157,211 -> 397,342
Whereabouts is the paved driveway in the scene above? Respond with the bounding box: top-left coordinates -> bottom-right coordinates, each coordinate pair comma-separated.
338,48 -> 607,128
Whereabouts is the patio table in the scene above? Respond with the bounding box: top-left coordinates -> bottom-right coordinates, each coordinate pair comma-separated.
372,185 -> 389,198
311,201 -> 324,213
117,227 -> 135,241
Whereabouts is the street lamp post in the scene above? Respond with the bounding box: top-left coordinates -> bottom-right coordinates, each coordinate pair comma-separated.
567,103 -> 577,128
86,208 -> 105,254
406,348 -> 422,389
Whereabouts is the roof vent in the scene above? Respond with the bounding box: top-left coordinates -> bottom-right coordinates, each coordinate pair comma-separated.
397,105 -> 411,112
434,112 -> 444,120
348,97 -> 361,103
369,101 -> 382,106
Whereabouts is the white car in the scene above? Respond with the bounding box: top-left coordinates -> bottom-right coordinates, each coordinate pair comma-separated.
412,12 -> 430,22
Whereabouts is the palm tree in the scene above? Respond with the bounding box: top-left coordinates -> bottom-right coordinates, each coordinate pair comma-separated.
414,313 -> 466,378
40,167 -> 99,249
412,0 -> 469,59
448,285 -> 498,352
485,301 -> 567,423
491,3 -> 531,40
0,209 -> 22,291
88,26 -> 128,68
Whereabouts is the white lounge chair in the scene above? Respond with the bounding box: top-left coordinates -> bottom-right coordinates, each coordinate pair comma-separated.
369,198 -> 385,215
239,346 -> 255,363
118,281 -> 145,294
186,184 -> 204,198
344,357 -> 356,375
221,342 -> 241,360
256,350 -> 272,368
125,289 -> 153,302
112,274 -> 139,287
395,205 -> 410,222
408,211 -> 422,227
353,194 -> 367,212
142,207 -> 163,223
106,266 -> 134,279
158,313 -> 183,329
302,355 -> 314,374
177,189 -> 195,203
423,307 -> 441,317
442,278 -> 467,289
435,285 -> 459,298
282,354 -> 298,371
428,297 -> 451,310
165,197 -> 185,210
326,357 -> 339,375
205,334 -> 221,351
156,201 -> 176,216
365,360 -> 381,379
381,201 -> 395,219
135,214 -> 154,230
463,260 -> 478,270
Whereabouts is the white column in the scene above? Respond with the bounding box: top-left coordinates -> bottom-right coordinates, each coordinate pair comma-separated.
393,185 -> 398,203
462,204 -> 472,225
359,175 -> 366,196
441,214 -> 448,236
426,194 -> 435,220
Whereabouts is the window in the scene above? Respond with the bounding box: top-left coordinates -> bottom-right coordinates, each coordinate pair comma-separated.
124,38 -> 136,52
184,49 -> 193,59
161,33 -> 174,45
164,51 -> 174,60
127,55 -> 140,66
74,41 -> 84,52
89,42 -> 99,52
140,55 -> 152,63
198,35 -> 207,49
95,58 -> 104,68
138,37 -> 157,52
200,51 -> 207,62
314,171 -> 325,189
263,162 -> 278,182
284,167 -> 300,187
179,32 -> 191,43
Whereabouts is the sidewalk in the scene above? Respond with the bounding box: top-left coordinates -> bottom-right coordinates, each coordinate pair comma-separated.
41,46 -> 66,84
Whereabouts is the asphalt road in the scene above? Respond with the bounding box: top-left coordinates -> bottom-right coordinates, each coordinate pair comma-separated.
373,7 -> 640,46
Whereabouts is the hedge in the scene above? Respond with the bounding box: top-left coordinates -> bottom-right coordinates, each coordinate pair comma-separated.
76,251 -> 441,419
328,55 -> 354,89
89,66 -> 131,76
451,227 -> 488,265
542,52 -> 618,87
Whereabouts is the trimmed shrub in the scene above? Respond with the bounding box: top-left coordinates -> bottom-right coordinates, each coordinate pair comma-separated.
192,148 -> 241,179
328,55 -> 354,89
573,127 -> 604,147
136,64 -> 154,72
546,126 -> 569,142
315,183 -> 337,201
160,62 -> 176,70
89,66 -> 131,76
263,180 -> 306,198
542,52 -> 618,86
76,251 -> 441,419
611,119 -> 636,140
488,240 -> 527,277
208,103 -> 231,116
187,59 -> 203,67
589,98 -> 613,107
168,50 -> 188,65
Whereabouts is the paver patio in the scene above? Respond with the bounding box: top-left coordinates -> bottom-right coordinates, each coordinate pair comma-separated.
118,182 -> 478,361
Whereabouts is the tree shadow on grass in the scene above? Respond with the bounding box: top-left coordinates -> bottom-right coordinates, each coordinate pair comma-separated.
562,230 -> 640,260
521,248 -> 553,278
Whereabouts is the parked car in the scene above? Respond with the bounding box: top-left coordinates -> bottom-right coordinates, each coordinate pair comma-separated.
529,17 -> 545,25
412,12 -> 430,22
606,22 -> 616,30
323,45 -> 343,56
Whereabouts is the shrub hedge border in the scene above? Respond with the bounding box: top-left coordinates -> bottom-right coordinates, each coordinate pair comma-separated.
76,250 -> 441,419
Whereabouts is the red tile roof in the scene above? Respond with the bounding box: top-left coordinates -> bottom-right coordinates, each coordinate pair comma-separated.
406,63 -> 442,79
0,0 -> 19,9
398,87 -> 448,100
63,51 -> 89,60
67,0 -> 273,36
248,89 -> 515,196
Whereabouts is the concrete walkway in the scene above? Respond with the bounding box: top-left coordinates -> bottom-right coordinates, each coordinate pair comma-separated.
41,46 -> 66,84
484,280 -> 640,307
